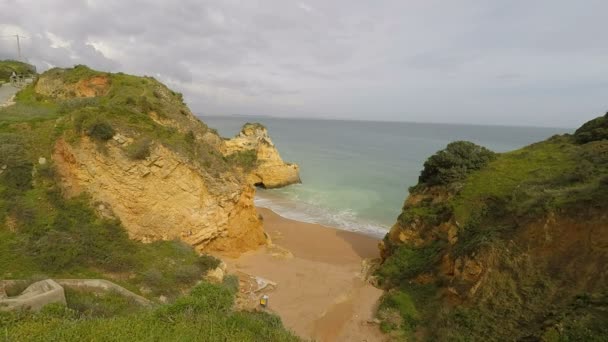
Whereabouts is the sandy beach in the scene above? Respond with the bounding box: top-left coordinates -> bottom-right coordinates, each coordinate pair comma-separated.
223,207 -> 386,342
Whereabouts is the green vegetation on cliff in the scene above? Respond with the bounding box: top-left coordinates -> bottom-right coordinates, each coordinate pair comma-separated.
1,282 -> 298,341
417,141 -> 496,187
574,111 -> 608,144
377,114 -> 608,341
0,63 -> 297,340
0,60 -> 36,82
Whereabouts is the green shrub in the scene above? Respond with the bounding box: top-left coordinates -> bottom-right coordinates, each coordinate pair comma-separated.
197,254 -> 221,273
141,268 -> 166,287
226,150 -> 257,171
174,265 -> 202,283
31,230 -> 82,271
57,98 -> 100,114
185,130 -> 195,144
419,141 -> 496,186
569,159 -> 596,183
434,306 -> 490,340
378,291 -> 419,331
2,162 -> 33,191
398,199 -> 452,227
138,96 -> 154,113
87,121 -> 115,141
173,91 -> 184,104
243,122 -> 266,130
65,288 -> 143,318
222,274 -> 240,294
126,138 -> 152,160
453,220 -> 507,257
0,134 -> 32,191
155,282 -> 234,319
37,303 -> 79,320
0,133 -> 28,165
574,112 -> 608,144
27,196 -> 137,272
60,64 -> 105,84
377,242 -> 444,287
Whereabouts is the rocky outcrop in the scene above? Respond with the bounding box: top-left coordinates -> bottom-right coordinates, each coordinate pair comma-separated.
379,186 -> 454,259
35,73 -> 110,98
224,123 -> 301,188
52,137 -> 267,254
205,261 -> 227,283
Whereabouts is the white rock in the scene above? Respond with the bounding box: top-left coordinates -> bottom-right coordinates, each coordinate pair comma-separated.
206,267 -> 225,283
113,134 -> 126,144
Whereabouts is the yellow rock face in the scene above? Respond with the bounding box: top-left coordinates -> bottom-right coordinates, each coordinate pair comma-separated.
53,137 -> 266,254
224,123 -> 301,189
35,74 -> 110,98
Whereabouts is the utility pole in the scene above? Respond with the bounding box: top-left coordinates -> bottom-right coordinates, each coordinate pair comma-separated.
1,34 -> 27,60
16,35 -> 22,60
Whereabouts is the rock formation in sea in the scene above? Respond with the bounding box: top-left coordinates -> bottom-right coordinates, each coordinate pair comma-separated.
224,123 -> 301,189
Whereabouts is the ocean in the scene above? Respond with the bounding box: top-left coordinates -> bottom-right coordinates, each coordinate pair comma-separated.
201,116 -> 570,238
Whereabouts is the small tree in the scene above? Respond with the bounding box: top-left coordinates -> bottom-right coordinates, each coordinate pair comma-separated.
126,138 -> 152,160
419,141 -> 496,186
87,121 -> 115,141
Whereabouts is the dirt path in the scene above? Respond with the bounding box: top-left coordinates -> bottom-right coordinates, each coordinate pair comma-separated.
0,83 -> 18,107
223,208 -> 387,342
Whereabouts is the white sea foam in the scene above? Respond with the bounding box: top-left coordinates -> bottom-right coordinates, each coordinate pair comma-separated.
254,191 -> 389,239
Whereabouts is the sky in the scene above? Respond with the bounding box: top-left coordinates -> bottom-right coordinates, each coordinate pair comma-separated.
0,0 -> 606,128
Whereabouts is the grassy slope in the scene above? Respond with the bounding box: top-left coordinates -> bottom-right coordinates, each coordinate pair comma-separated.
0,60 -> 36,82
2,282 -> 298,341
0,64 -> 297,340
377,120 -> 608,340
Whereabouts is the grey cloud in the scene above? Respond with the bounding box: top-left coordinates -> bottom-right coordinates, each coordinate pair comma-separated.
0,0 -> 606,128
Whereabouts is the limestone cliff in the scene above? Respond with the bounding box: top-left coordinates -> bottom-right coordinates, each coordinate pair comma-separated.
224,123 -> 301,189
14,65 -> 297,255
53,138 -> 265,253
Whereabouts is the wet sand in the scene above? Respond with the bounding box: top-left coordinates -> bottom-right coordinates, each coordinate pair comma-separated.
224,207 -> 386,342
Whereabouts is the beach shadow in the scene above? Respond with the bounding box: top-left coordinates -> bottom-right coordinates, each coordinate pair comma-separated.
333,229 -> 381,260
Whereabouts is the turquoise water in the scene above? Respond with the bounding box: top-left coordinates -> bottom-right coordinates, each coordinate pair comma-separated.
201,116 -> 569,238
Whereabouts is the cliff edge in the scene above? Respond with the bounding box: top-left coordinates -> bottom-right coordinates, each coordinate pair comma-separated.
0,65 -> 299,255
376,114 -> 608,341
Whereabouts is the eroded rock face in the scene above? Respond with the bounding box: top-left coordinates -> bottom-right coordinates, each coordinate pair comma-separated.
206,261 -> 227,283
382,183 -> 608,302
52,137 -> 266,254
224,123 -> 301,189
35,74 -> 110,98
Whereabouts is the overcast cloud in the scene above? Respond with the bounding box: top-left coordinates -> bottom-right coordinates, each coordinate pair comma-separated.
1,0 -> 606,127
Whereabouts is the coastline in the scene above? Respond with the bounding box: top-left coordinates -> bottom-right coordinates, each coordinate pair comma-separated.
222,207 -> 386,342
254,190 -> 391,239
